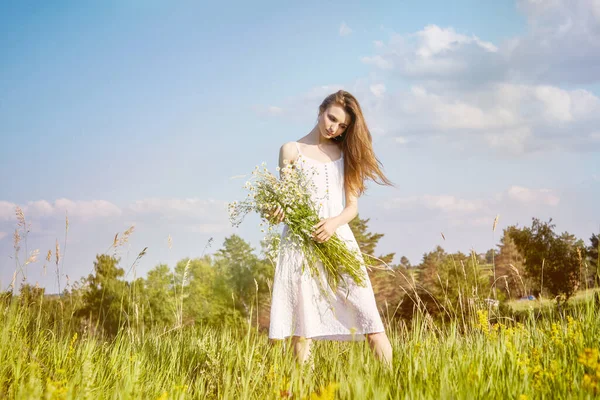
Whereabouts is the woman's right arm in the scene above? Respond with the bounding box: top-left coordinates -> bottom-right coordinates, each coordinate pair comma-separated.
267,142 -> 299,224
278,142 -> 299,178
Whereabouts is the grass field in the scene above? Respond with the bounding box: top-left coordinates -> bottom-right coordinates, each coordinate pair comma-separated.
506,288 -> 600,312
1,294 -> 599,399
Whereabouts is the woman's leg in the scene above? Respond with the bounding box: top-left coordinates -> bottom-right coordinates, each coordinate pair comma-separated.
291,335 -> 312,364
366,331 -> 393,367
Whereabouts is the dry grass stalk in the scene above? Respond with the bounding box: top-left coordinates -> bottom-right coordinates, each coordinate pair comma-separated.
25,249 -> 39,265
9,270 -> 17,291
121,226 -> 135,244
55,239 -> 60,266
509,263 -> 527,297
13,229 -> 21,251
43,249 -> 52,276
15,206 -> 25,228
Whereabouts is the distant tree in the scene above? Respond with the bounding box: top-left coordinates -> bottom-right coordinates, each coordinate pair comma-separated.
141,263 -> 176,326
588,232 -> 599,287
403,246 -> 448,319
399,256 -> 412,269
400,246 -> 490,318
213,235 -> 266,322
413,246 -> 491,317
76,254 -> 130,335
494,229 -> 527,299
349,215 -> 403,318
417,246 -> 447,292
174,255 -> 233,326
18,283 -> 45,307
508,218 -> 585,303
349,215 -> 395,266
484,249 -> 495,264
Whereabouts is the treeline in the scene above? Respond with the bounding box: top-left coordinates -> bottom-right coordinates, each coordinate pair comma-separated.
3,215 -> 599,337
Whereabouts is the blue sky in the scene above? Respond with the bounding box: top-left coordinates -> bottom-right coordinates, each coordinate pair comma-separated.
1,0 -> 599,292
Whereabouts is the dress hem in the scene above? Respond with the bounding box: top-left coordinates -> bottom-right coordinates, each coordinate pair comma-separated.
268,329 -> 385,342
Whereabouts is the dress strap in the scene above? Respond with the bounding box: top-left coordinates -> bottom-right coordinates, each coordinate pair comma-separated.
294,141 -> 302,155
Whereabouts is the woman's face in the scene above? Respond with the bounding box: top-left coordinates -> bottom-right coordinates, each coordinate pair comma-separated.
319,104 -> 351,141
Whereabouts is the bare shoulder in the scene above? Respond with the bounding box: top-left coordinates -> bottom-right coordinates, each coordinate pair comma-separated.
278,141 -> 299,168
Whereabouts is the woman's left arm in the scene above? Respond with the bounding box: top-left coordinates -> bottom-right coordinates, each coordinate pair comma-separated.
312,182 -> 358,243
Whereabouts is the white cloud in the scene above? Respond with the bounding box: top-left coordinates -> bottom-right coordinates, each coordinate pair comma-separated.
510,0 -> 600,84
27,200 -> 55,218
339,22 -> 353,37
128,198 -> 227,222
383,194 -> 485,213
483,127 -> 532,155
423,195 -> 485,213
363,0 -> 600,85
382,186 -> 561,223
414,25 -> 498,58
0,201 -> 15,221
369,83 -> 386,97
267,106 -> 283,115
374,40 -> 385,48
0,197 -> 227,230
0,232 -> 7,241
369,82 -> 600,154
471,216 -> 497,228
534,85 -> 573,122
360,24 -> 504,82
0,199 -> 121,222
408,85 -> 518,131
507,186 -> 560,206
46,199 -> 121,221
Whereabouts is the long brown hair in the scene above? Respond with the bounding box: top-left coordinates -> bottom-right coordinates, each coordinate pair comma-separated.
319,90 -> 394,197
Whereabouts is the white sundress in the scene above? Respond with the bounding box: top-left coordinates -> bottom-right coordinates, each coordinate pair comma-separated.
268,142 -> 385,341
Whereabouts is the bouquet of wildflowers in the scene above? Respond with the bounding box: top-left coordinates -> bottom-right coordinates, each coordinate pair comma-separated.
228,160 -> 368,296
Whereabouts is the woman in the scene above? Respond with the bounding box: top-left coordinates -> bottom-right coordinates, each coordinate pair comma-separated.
267,90 -> 394,367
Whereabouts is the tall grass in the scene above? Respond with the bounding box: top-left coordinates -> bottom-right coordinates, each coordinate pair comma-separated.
1,293 -> 599,399
3,207 -> 600,398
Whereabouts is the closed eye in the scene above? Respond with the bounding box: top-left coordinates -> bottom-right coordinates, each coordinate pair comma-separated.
328,114 -> 347,129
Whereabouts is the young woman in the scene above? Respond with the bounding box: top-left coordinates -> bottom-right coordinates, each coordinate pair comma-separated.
266,90 -> 394,367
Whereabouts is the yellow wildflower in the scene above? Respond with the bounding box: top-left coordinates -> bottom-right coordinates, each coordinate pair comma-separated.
476,309 -> 490,336
304,382 -> 340,400
579,348 -> 600,393
157,391 -> 168,400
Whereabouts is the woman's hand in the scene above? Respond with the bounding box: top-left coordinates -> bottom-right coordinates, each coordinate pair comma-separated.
264,204 -> 285,224
312,217 -> 340,243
